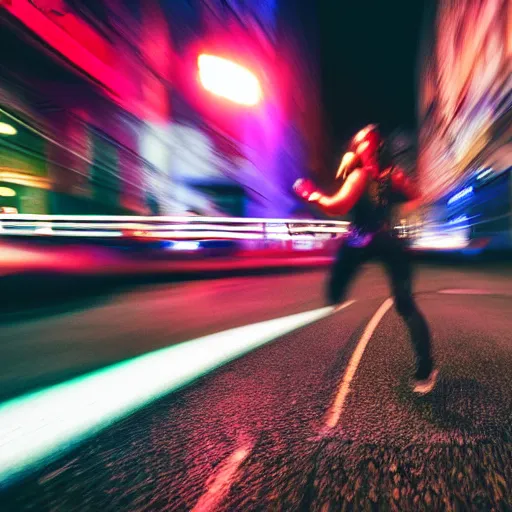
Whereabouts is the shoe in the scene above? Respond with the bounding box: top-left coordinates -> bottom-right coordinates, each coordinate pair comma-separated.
413,368 -> 439,394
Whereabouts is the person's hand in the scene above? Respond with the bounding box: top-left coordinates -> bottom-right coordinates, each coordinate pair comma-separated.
293,178 -> 321,202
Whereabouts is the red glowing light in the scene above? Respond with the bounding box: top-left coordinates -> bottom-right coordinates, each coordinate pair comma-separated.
198,54 -> 262,106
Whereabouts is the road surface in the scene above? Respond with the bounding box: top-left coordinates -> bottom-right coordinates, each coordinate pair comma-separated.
1,261 -> 512,510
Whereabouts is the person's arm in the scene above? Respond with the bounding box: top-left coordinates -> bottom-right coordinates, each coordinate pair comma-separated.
391,169 -> 422,215
294,168 -> 370,216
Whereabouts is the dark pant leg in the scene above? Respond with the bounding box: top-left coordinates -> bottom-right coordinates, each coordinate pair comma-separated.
378,233 -> 433,377
326,241 -> 367,306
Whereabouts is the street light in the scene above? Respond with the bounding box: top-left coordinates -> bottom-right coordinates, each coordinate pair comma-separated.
198,54 -> 262,107
0,122 -> 17,136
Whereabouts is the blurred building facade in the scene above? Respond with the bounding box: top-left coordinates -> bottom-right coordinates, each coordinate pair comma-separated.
417,0 -> 511,248
0,0 -> 323,217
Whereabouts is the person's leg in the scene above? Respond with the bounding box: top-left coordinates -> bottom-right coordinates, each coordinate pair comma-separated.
379,234 -> 435,383
326,242 -> 366,306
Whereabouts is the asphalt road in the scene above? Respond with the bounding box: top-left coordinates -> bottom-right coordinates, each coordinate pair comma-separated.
1,261 -> 512,510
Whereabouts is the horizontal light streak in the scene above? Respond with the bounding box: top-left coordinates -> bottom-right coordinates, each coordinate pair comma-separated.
0,216 -> 349,241
0,214 -> 349,227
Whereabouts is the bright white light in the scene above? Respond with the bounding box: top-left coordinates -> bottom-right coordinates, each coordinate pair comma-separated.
447,186 -> 473,205
0,207 -> 17,214
293,239 -> 316,250
0,214 -> 349,227
198,54 -> 262,106
0,122 -> 17,136
0,305 -> 337,484
476,168 -> 492,180
140,127 -> 169,171
145,231 -> 264,240
34,227 -> 53,235
0,187 -> 16,197
170,241 -> 200,250
52,230 -> 123,237
448,215 -> 468,225
413,233 -> 469,250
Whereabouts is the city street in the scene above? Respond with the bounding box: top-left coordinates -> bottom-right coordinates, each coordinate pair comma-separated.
1,0 -> 510,509
1,261 -> 512,510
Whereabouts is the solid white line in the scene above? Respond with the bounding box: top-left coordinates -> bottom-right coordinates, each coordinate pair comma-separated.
192,439 -> 254,512
324,298 -> 394,430
0,302 -> 355,485
438,289 -> 494,295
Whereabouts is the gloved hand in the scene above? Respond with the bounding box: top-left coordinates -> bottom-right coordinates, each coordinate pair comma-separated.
293,178 -> 320,202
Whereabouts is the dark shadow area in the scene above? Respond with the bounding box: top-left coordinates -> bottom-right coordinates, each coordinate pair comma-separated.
412,377 -> 512,441
412,250 -> 512,270
2,252 -> 511,323
0,272 -> 121,324
0,265 -> 328,402
0,266 -> 325,323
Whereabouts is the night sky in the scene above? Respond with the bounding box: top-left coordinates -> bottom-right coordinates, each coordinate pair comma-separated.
316,0 -> 428,152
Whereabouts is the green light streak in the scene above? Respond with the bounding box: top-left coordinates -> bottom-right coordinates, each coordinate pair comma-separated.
0,305 -> 337,485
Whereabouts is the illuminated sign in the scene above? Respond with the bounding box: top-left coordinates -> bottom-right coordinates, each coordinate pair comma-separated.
447,186 -> 473,205
198,54 -> 262,106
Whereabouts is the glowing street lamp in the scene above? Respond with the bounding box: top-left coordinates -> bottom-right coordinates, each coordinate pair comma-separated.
198,54 -> 262,107
0,122 -> 17,136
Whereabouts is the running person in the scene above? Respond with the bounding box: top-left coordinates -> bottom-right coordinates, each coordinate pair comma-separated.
294,125 -> 438,394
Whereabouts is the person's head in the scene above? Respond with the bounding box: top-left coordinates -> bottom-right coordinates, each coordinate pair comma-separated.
336,124 -> 381,180
336,124 -> 394,180
350,124 -> 383,165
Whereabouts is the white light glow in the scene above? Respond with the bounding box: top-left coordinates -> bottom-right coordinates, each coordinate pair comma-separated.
34,227 -> 53,235
0,122 -> 17,136
413,233 -> 469,250
0,214 -> 349,227
476,168 -> 492,180
0,187 -> 16,197
50,230 -> 124,237
447,186 -> 473,205
170,241 -> 200,250
145,231 -> 265,240
198,54 -> 262,106
448,215 -> 468,225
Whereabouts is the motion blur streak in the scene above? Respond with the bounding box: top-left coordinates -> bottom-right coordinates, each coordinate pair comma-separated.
0,215 -> 348,246
192,439 -> 255,512
412,233 -> 470,250
0,304 -> 341,485
0,215 -> 350,226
